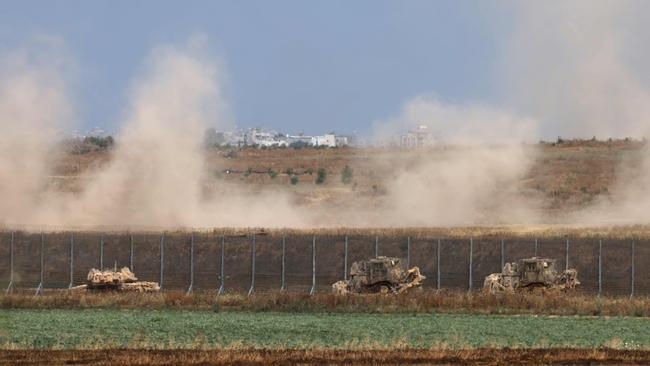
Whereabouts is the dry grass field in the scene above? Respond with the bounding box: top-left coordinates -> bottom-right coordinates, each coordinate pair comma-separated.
49,139 -> 646,218
4,348 -> 650,366
3,291 -> 650,317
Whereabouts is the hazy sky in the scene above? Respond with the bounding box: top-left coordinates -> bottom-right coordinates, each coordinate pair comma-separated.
1,1 -> 649,139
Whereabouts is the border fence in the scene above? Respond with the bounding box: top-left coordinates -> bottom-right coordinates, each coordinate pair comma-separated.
1,231 -> 646,297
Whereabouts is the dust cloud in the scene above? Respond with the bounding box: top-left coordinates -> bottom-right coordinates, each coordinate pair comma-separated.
5,1 -> 650,229
0,39 -> 305,229
371,97 -> 540,226
501,1 -> 650,139
0,38 -> 75,227
499,1 -> 650,225
369,1 -> 650,227
64,40 -> 306,229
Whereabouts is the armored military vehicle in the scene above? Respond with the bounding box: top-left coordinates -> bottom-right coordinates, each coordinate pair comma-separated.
332,256 -> 425,295
483,257 -> 579,294
71,267 -> 160,292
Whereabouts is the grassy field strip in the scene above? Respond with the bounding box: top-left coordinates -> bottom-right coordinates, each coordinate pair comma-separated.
2,310 -> 650,350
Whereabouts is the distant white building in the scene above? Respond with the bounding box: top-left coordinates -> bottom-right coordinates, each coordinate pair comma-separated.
312,133 -> 337,147
400,125 -> 436,148
335,135 -> 350,146
245,128 -> 288,147
205,127 -> 354,148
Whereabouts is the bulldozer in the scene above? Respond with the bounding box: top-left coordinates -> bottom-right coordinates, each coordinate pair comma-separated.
70,267 -> 160,292
483,257 -> 579,294
332,256 -> 425,295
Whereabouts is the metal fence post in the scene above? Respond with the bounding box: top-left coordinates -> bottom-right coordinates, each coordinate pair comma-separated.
534,238 -> 538,257
248,234 -> 256,296
6,232 -> 14,294
437,238 -> 441,291
469,238 -> 473,290
217,235 -> 225,295
565,239 -> 570,271
631,241 -> 635,299
187,233 -> 194,294
598,239 -> 602,297
344,235 -> 349,281
159,233 -> 165,290
310,235 -> 316,295
406,237 -> 411,268
35,233 -> 44,295
500,239 -> 505,269
99,234 -> 104,270
281,235 -> 286,291
68,233 -> 74,289
375,236 -> 379,258
130,235 -> 134,271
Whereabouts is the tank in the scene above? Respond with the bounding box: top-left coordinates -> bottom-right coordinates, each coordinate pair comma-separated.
483,257 -> 580,294
84,267 -> 160,292
332,256 -> 425,295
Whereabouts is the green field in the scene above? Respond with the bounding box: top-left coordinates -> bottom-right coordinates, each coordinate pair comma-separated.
2,310 -> 650,350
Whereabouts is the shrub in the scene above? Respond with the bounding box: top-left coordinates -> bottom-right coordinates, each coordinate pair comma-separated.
305,168 -> 314,175
289,141 -> 308,149
341,165 -> 353,184
316,168 -> 327,184
290,176 -> 299,185
268,169 -> 278,179
285,168 -> 294,175
85,135 -> 114,149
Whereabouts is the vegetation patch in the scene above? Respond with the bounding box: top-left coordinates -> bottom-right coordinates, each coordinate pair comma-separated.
3,309 -> 650,350
4,291 -> 650,317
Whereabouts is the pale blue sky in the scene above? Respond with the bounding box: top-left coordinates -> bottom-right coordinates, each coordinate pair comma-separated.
0,1 -> 519,135
12,1 -> 650,141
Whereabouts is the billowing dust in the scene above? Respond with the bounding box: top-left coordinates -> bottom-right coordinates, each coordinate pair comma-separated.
3,2 -> 650,229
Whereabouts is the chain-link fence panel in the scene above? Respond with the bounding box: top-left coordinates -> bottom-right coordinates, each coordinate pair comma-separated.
130,233 -> 162,284
313,235 -> 345,292
503,239 -> 536,264
9,232 -> 650,296
254,234 -> 283,292
536,239 -> 568,273
376,235 -> 408,259
439,239 -> 470,290
283,235 -> 312,292
222,235 -> 252,293
471,239 -> 501,290
71,232 -> 101,286
634,241 -> 650,296
42,232 -> 70,289
409,238 -> 438,290
160,232 -> 191,290
193,232 -> 220,292
1,232 -> 14,290
14,232 -> 44,291
601,240 -> 632,297
101,233 -> 132,273
569,239 -> 599,294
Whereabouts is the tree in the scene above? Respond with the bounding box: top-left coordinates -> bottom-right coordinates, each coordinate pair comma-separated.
85,135 -> 114,149
316,168 -> 327,184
